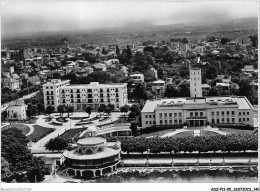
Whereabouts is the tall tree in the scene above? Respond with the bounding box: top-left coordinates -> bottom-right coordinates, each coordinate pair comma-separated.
1,128 -> 49,182
132,83 -> 148,101
120,105 -> 130,118
26,108 -> 32,120
164,84 -> 179,98
65,106 -> 74,118
45,105 -> 55,117
208,87 -> 220,96
116,45 -> 120,55
130,122 -> 138,136
57,105 -> 66,118
177,81 -> 190,97
85,105 -> 92,117
237,79 -> 258,104
45,137 -> 68,152
98,104 -> 106,117
126,45 -> 133,62
101,47 -> 107,55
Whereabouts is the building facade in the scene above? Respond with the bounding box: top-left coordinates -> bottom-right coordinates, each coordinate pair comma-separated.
43,80 -> 128,111
152,80 -> 166,98
141,96 -> 254,128
43,79 -> 71,111
130,74 -> 144,83
190,68 -> 202,97
60,126 -> 121,178
6,100 -> 27,120
2,77 -> 21,90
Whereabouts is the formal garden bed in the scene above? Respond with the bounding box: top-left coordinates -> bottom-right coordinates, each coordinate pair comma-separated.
27,125 -> 55,142
56,117 -> 69,123
2,123 -> 31,135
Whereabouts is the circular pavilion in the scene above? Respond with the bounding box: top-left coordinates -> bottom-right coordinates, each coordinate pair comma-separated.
61,126 -> 121,178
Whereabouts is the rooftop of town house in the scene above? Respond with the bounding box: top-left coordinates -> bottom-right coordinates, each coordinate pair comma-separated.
60,82 -> 127,89
202,84 -> 211,88
8,99 -> 26,106
152,80 -> 165,84
43,79 -> 70,85
141,96 -> 253,113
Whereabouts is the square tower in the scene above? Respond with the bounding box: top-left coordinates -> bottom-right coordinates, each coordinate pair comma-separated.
189,68 -> 202,97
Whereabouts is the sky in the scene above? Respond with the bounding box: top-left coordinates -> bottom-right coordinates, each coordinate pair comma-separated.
1,1 -> 258,35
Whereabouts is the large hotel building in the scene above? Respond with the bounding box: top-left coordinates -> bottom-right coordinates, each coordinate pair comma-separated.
43,79 -> 128,111
141,68 -> 254,128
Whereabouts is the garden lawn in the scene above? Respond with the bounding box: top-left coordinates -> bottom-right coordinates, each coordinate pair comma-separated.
219,128 -> 253,135
27,125 -> 54,142
2,124 -> 30,135
173,131 -> 194,138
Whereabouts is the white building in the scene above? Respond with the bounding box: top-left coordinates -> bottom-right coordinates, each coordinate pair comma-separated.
141,96 -> 254,128
130,74 -> 144,83
216,75 -> 231,84
152,80 -> 166,97
189,68 -> 202,97
43,79 -> 71,111
6,100 -> 27,120
43,80 -> 128,111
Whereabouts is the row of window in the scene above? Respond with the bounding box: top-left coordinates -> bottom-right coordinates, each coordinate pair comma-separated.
239,118 -> 250,122
190,112 -> 204,117
212,118 -> 235,124
62,98 -> 119,103
145,114 -> 156,118
159,113 -> 182,118
211,111 -> 235,116
191,72 -> 200,75
211,117 -> 250,124
46,101 -> 54,105
239,112 -> 250,116
74,104 -> 120,110
61,88 -> 120,93
160,119 -> 182,125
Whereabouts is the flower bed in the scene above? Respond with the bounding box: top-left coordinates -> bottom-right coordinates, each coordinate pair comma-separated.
27,125 -> 55,142
2,124 -> 30,135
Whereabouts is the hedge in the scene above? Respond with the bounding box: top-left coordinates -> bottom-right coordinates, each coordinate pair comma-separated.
119,134 -> 258,154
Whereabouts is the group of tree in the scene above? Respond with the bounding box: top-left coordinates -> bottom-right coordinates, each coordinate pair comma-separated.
57,105 -> 75,119
1,85 -> 40,104
237,79 -> 258,105
61,71 -> 119,84
24,91 -> 45,115
97,103 -> 115,117
164,81 -> 190,98
1,127 -> 49,182
119,134 -> 258,154
45,137 -> 68,151
26,103 -> 39,120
